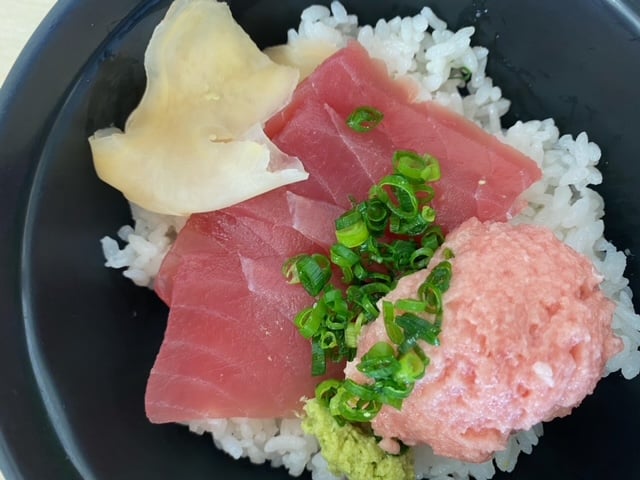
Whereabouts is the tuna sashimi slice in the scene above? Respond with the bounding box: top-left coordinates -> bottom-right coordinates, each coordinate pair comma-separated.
266,42 -> 541,232
147,256 -> 331,421
271,101 -> 390,208
147,191 -> 343,422
155,188 -> 335,304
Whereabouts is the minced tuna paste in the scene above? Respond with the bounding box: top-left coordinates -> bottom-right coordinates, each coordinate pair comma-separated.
345,217 -> 622,463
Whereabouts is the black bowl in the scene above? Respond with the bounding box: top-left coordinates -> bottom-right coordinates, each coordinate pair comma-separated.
2,0 -> 640,478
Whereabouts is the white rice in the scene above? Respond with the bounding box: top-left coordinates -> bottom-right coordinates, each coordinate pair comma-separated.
101,2 -> 640,478
187,418 -> 319,477
100,203 -> 185,287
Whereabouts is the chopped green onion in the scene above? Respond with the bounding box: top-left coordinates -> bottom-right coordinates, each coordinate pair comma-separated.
284,143 -> 451,427
324,288 -> 349,317
424,260 -> 453,293
395,350 -> 426,383
363,341 -> 396,359
396,313 -> 441,346
451,66 -> 473,83
294,307 -> 322,339
282,255 -> 303,284
421,206 -> 436,223
393,151 -> 441,183
394,298 -> 429,313
341,379 -> 379,401
316,379 -> 342,405
377,395 -> 403,410
360,199 -> 389,234
460,66 -> 472,82
330,244 -> 361,284
293,254 -> 332,296
346,106 -> 384,132
336,210 -> 370,247
412,344 -> 428,363
383,300 -> 405,344
326,318 -> 346,330
330,243 -> 361,267
421,155 -> 441,182
344,314 -> 364,348
372,174 -> 419,219
321,331 -> 338,349
356,342 -> 400,380
423,225 -> 444,248
379,381 -> 413,400
332,387 -> 381,422
311,337 -> 327,376
347,285 -> 382,320
360,282 -> 392,297
419,284 -> 443,314
409,247 -> 434,270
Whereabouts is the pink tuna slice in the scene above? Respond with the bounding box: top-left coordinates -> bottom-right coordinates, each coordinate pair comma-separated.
146,42 -> 541,423
266,41 -> 541,232
148,188 -> 345,422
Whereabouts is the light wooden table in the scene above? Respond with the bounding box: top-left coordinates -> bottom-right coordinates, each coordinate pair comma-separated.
1,1 -> 58,476
0,0 -> 57,86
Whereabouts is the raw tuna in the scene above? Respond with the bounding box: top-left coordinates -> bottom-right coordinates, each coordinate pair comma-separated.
266,42 -> 541,232
148,189 -> 344,422
146,42 -> 541,423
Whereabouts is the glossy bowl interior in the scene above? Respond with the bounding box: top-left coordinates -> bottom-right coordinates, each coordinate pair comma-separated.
2,0 -> 640,478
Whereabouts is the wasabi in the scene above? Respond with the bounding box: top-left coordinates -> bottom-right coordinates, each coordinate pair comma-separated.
302,399 -> 414,480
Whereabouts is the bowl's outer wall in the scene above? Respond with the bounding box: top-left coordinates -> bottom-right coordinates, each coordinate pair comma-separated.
1,0 -> 640,479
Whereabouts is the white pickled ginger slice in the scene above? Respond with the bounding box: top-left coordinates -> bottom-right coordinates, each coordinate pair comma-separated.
265,38 -> 339,82
89,0 -> 306,216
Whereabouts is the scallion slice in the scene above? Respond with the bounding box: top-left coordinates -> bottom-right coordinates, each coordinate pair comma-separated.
394,298 -> 429,313
361,199 -> 389,234
372,174 -> 419,219
316,379 -> 342,405
311,337 -> 327,376
294,254 -> 332,296
357,342 -> 400,380
346,106 -> 384,132
396,312 -> 441,346
335,210 -> 370,247
396,350 -> 426,383
393,150 -> 441,183
460,66 -> 472,82
294,307 -> 322,339
344,314 -> 364,349
383,300 -> 405,344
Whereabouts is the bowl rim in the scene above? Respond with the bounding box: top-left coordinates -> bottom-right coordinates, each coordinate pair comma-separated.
0,1 -> 166,478
2,0 -> 640,479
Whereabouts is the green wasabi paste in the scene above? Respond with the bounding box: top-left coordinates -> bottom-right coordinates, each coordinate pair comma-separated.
302,399 -> 414,480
